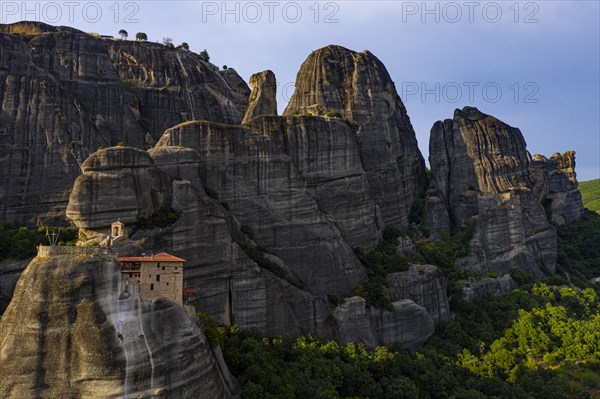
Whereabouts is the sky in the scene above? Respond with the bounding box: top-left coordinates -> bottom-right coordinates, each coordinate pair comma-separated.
2,0 -> 599,181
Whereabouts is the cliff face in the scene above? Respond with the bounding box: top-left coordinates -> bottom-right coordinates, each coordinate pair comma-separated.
0,248 -> 234,398
530,152 -> 584,225
157,117 -> 375,295
0,21 -> 248,226
428,107 -> 584,277
283,45 -> 426,227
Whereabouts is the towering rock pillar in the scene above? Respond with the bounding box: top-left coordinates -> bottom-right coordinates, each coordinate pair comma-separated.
242,70 -> 278,123
284,45 -> 426,227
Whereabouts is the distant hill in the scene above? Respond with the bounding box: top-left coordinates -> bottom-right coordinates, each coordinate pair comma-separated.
579,178 -> 600,213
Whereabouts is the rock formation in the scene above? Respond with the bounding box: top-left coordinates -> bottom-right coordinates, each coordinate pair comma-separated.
429,107 -> 558,277
283,45 -> 426,227
530,152 -> 584,225
461,274 -> 518,302
242,70 -> 278,123
333,296 -> 435,352
0,247 -> 235,398
0,21 -> 249,226
66,147 -> 171,235
386,264 -> 450,324
156,117 -> 374,295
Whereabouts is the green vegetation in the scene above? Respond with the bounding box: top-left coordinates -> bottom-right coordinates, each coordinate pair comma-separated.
555,210 -> 600,288
136,207 -> 181,229
118,29 -> 128,40
343,119 -> 359,133
197,312 -> 225,347
241,244 -> 304,289
162,37 -> 175,50
219,284 -> 600,399
324,109 -> 342,118
135,32 -> 148,41
179,42 -> 190,51
0,224 -> 78,261
352,226 -> 409,309
579,179 -> 600,213
199,49 -> 210,62
416,225 -> 474,297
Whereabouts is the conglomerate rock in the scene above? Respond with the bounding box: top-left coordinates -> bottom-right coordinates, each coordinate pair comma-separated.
0,249 -> 235,399
283,45 -> 426,227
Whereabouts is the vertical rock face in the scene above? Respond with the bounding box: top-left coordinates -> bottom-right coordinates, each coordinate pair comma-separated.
333,297 -> 435,352
0,250 -> 234,398
283,45 -> 426,227
530,152 -> 584,225
429,107 -> 558,277
429,107 -> 533,227
0,22 -> 248,226
461,274 -> 518,302
66,147 -> 171,233
242,70 -> 278,123
155,118 -> 371,295
386,264 -> 450,324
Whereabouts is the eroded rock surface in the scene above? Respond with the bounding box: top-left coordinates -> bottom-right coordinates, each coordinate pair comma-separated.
429,107 -> 558,277
0,249 -> 235,398
242,70 -> 277,123
0,21 -> 248,226
530,152 -> 584,225
284,45 -> 426,227
386,264 -> 450,324
461,274 -> 518,302
66,147 -> 171,233
333,296 -> 434,352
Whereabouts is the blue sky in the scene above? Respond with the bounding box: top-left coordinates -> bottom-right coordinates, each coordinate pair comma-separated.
3,1 -> 599,180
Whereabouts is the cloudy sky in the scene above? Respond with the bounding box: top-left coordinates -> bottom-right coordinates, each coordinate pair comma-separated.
3,1 -> 599,180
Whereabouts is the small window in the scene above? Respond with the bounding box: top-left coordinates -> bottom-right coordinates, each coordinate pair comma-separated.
162,266 -> 165,271
156,275 -> 160,282
175,267 -> 178,270
148,274 -> 151,278
166,282 -> 169,286
150,284 -> 154,291
157,263 -> 160,268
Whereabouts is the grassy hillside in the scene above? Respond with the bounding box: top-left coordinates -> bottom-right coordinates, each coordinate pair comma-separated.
579,179 -> 600,213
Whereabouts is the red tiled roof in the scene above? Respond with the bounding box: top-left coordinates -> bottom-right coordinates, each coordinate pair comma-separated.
117,252 -> 185,263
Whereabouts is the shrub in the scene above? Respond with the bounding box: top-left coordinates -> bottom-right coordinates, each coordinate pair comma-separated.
137,207 -> 181,229
324,109 -> 342,118
135,32 -> 148,41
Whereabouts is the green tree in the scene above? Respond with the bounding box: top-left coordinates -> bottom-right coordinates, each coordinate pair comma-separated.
135,32 -> 147,41
199,49 -> 210,62
118,29 -> 128,40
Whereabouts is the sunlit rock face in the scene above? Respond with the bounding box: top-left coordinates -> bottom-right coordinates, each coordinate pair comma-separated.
0,248 -> 235,398
0,21 -> 248,226
284,45 -> 426,227
429,107 -> 558,277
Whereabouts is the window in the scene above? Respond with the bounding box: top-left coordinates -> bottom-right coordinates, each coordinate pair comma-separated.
157,263 -> 160,268
156,275 -> 160,282
175,267 -> 178,270
166,282 -> 169,286
150,284 -> 154,290
148,274 -> 151,278
162,266 -> 165,270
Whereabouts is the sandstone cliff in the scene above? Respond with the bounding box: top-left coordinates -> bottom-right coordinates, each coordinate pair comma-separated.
0,247 -> 235,398
283,45 -> 426,227
0,21 -> 248,226
242,70 -> 277,123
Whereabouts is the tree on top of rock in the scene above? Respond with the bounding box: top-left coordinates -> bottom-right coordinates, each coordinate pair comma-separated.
135,32 -> 148,41
199,49 -> 210,62
118,29 -> 128,40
